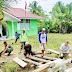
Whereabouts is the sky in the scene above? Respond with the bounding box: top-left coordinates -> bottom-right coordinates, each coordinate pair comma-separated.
14,0 -> 72,15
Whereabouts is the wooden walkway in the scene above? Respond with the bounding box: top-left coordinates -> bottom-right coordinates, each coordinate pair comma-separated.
22,54 -> 58,67
35,55 -> 57,60
30,56 -> 50,62
22,58 -> 42,66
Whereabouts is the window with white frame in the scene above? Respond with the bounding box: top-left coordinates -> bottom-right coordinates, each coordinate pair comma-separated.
17,19 -> 24,30
25,19 -> 30,30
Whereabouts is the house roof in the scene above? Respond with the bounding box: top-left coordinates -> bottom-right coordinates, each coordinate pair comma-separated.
5,8 -> 45,19
3,11 -> 20,21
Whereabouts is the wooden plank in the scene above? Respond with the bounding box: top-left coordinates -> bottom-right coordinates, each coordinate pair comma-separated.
13,57 -> 27,68
35,55 -> 57,60
22,58 -> 42,66
35,58 -> 72,72
64,67 -> 72,72
30,56 -> 50,62
39,58 -> 72,68
32,65 -> 50,72
48,49 -> 59,54
38,60 -> 56,68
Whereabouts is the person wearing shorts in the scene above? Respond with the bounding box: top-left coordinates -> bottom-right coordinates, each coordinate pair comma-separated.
39,28 -> 48,57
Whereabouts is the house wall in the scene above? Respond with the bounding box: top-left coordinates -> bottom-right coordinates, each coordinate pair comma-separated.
7,21 -> 13,38
14,19 -> 38,36
7,19 -> 38,38
26,19 -> 38,35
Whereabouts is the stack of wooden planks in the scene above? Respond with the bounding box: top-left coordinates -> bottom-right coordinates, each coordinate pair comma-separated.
22,55 -> 57,66
32,58 -> 72,72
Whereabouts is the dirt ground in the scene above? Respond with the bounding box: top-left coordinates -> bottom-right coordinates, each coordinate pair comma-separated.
0,51 -> 56,72
0,40 -> 72,72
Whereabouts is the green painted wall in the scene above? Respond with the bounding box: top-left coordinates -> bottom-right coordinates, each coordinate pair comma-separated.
26,19 -> 38,35
7,19 -> 38,38
13,19 -> 38,36
7,21 -> 12,38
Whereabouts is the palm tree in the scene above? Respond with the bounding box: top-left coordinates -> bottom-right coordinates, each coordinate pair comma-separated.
29,1 -> 47,17
66,3 -> 72,14
50,1 -> 66,19
29,1 -> 38,14
50,1 -> 70,33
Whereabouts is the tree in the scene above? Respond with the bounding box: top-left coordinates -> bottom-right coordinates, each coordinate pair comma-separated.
38,19 -> 53,33
0,0 -> 17,12
29,1 -> 48,33
0,0 -> 18,22
29,1 -> 38,14
50,1 -> 72,33
29,1 -> 47,18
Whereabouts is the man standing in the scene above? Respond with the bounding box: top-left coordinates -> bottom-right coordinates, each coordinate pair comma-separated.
39,28 -> 48,57
19,29 -> 28,53
15,32 -> 21,43
0,41 -> 13,56
24,42 -> 36,58
59,41 -> 71,59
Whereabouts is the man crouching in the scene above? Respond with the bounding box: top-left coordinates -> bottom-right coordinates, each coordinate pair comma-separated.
0,41 -> 13,57
59,41 -> 71,59
24,42 -> 36,58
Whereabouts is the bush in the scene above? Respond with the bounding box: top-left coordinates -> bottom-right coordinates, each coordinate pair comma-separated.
1,62 -> 18,72
38,19 -> 53,33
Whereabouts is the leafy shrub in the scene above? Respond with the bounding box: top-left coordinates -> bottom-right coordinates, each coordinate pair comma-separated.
1,62 -> 18,72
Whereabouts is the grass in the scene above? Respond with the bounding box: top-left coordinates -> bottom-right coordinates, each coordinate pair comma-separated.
1,62 -> 18,72
0,33 -> 72,53
0,33 -> 72,72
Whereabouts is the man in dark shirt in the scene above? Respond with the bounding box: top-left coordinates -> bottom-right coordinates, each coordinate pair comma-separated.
24,42 -> 35,58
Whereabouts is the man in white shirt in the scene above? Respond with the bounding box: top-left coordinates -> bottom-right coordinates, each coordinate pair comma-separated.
39,28 -> 48,57
60,41 -> 71,59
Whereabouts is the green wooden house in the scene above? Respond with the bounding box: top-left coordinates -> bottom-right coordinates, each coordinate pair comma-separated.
0,8 -> 45,39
